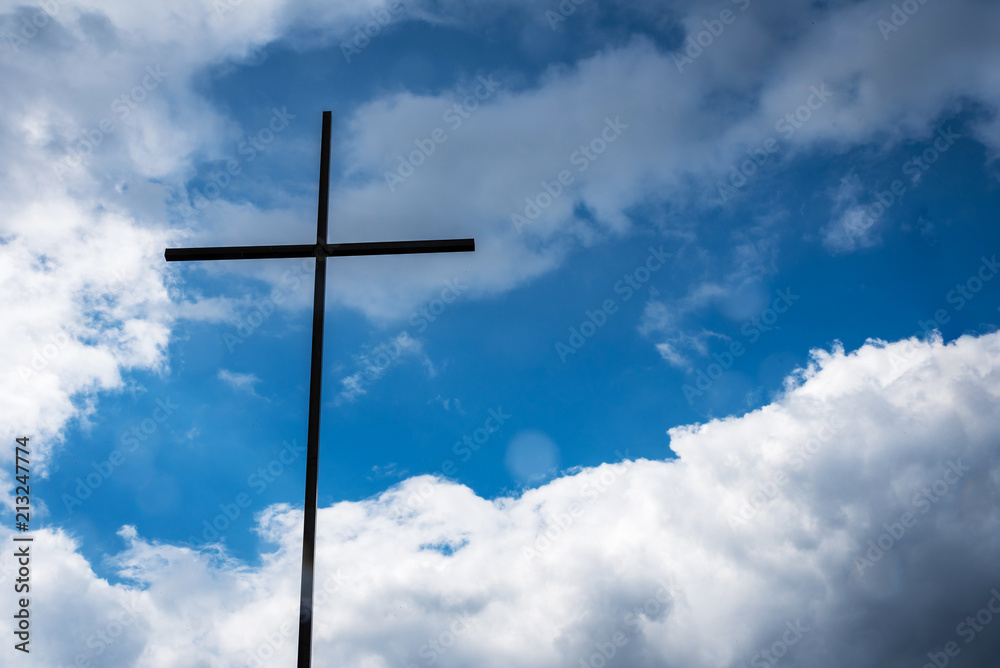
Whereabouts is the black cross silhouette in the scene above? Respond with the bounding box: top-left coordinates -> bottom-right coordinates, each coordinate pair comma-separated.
165,111 -> 475,667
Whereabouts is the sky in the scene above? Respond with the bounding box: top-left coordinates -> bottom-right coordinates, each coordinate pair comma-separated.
1,0 -> 1000,666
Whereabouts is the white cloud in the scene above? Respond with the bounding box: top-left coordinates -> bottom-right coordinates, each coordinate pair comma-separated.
0,0 -> 387,471
0,202 -> 174,468
823,205 -> 881,254
335,331 -> 430,403
3,4 -> 1000,661
4,0 -> 1000,469
821,173 -> 884,254
654,340 -> 691,369
318,0 -> 1000,323
431,395 -> 463,412
218,369 -> 263,395
5,330 -> 1000,666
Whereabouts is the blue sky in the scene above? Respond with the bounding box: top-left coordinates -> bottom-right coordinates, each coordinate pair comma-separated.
3,1 -> 1000,666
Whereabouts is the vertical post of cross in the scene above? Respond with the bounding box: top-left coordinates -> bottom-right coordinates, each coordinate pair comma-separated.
164,110 -> 474,668
297,110 -> 332,668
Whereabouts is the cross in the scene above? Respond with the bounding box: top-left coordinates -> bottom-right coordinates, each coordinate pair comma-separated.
164,111 -> 475,667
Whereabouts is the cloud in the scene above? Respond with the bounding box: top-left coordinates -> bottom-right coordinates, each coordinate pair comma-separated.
5,0 -> 1000,470
319,0 -> 1000,322
0,0 -> 455,467
3,3 -> 1000,661
823,205 -> 881,254
638,276 -> 770,370
368,462 -> 410,481
217,369 -> 263,395
654,340 -> 691,369
8,330 -> 1000,666
0,204 -> 175,470
335,331 -> 431,404
821,173 -> 883,254
431,395 -> 463,412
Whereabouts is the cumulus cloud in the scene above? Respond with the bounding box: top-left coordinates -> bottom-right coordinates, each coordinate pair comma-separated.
5,331 -> 999,667
0,202 -> 174,467
4,2 -> 1000,662
4,0 -> 1000,472
0,0 -> 423,474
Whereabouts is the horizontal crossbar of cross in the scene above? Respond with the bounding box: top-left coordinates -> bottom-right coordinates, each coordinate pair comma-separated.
165,238 -> 475,262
